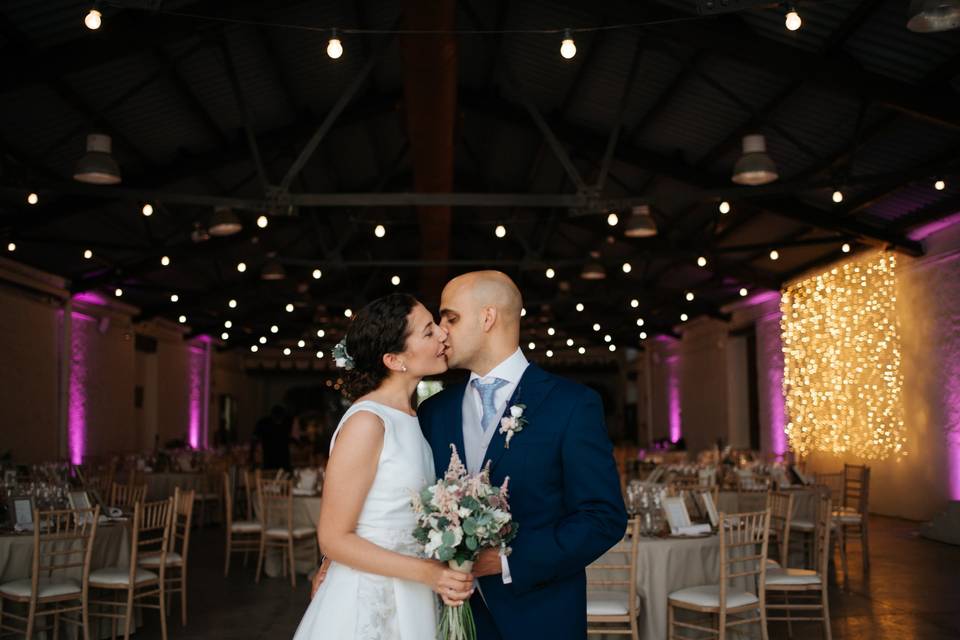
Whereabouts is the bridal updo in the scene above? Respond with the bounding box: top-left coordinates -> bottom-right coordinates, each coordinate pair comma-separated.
342,293 -> 418,399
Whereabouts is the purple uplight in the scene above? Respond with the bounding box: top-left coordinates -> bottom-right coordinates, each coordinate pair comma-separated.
945,331 -> 960,500
188,345 -> 205,449
667,354 -> 681,443
72,291 -> 110,306
768,355 -> 787,458
68,313 -> 94,465
908,211 -> 960,242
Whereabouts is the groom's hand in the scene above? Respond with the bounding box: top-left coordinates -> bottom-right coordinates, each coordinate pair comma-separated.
472,548 -> 502,577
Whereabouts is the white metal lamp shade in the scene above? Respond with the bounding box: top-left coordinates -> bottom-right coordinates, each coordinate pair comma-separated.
73,134 -> 121,185
261,260 -> 286,281
581,260 -> 607,280
208,207 -> 243,237
732,134 -> 779,186
623,205 -> 658,238
907,0 -> 960,31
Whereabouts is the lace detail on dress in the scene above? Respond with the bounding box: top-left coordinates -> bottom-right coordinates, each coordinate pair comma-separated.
355,573 -> 401,640
356,525 -> 423,557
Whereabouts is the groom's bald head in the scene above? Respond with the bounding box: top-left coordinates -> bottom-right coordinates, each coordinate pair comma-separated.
439,271 -> 523,373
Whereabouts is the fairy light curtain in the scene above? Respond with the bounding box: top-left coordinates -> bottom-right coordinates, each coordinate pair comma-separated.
780,251 -> 907,460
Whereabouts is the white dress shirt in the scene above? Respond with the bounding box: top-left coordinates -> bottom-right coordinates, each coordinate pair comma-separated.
461,347 -> 529,585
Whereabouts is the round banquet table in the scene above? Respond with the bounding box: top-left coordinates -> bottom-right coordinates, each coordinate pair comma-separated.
144,471 -> 207,500
258,495 -> 322,578
0,521 -> 137,639
591,533 -> 761,640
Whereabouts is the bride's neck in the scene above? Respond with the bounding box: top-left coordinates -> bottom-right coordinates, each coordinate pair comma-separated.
365,374 -> 419,415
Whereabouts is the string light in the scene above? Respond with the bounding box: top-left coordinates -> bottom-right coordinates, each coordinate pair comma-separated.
27,192 -> 39,205
604,334 -> 612,343
832,189 -> 844,204
685,291 -> 695,302
639,331 -> 647,340
607,212 -> 619,226
344,308 -> 353,318
630,299 -> 639,308
391,275 -> 400,286
7,242 -> 16,252
593,323 -> 601,331
297,339 -> 306,348
622,262 -> 632,273
495,225 -> 507,238
578,346 -> 586,354
739,287 -> 749,297
257,215 -> 269,228
237,262 -> 247,273
608,344 -> 616,352
697,256 -> 707,268
547,327 -> 555,336
545,267 -> 555,279
178,315 -> 186,324
283,347 -> 292,356
842,243 -> 851,253
636,318 -> 645,327
680,313 -> 688,322
312,269 -> 322,280
546,349 -> 554,358
270,325 -> 279,334
327,28 -> 343,59
228,299 -> 237,308
770,250 -> 780,261
374,224 -> 386,238
259,336 -> 267,344
84,8 -> 102,30
160,255 -> 170,266
576,303 -> 584,312
221,332 -> 229,340
250,345 -> 259,353
934,178 -> 946,191
566,338 -> 574,346
781,251 -> 905,460
114,288 -> 123,297
141,203 -> 153,217
784,5 -> 802,31
224,320 -> 233,329
170,294 -> 179,303
285,303 -> 295,313
559,29 -> 576,59
317,329 -> 325,338
83,249 -> 93,259
316,350 -> 324,359
718,200 -> 731,214
528,342 -> 536,350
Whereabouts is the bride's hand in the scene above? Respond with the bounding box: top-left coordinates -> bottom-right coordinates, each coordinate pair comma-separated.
426,562 -> 474,606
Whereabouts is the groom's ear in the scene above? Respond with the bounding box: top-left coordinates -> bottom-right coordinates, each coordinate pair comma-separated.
481,306 -> 498,332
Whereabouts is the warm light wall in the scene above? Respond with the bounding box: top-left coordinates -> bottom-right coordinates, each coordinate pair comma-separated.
780,252 -> 906,461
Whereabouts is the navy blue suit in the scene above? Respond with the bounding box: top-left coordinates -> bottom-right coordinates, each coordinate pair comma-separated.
418,363 -> 628,640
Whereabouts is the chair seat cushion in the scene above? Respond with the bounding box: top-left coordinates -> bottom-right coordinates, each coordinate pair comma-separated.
669,585 -> 759,609
139,551 -> 183,567
766,568 -> 822,586
89,567 -> 158,586
790,519 -> 814,532
586,591 -> 638,616
266,526 -> 315,539
231,520 -> 262,533
833,511 -> 862,524
0,578 -> 81,598
765,558 -> 781,569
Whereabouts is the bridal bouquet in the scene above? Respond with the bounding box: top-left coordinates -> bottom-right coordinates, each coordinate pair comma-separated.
412,445 -> 518,640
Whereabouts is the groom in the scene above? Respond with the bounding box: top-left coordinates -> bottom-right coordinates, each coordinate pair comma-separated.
419,271 -> 628,640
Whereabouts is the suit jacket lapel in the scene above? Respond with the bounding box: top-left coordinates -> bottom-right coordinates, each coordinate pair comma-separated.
483,363 -> 556,472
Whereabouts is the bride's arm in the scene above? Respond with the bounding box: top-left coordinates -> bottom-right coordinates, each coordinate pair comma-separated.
317,411 -> 473,603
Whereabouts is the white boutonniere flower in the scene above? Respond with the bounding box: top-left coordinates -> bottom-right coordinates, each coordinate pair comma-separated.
499,403 -> 527,449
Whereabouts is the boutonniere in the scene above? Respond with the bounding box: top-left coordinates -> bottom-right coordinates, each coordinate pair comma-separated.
499,404 -> 527,449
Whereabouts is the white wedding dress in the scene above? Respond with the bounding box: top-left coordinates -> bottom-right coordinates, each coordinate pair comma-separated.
292,400 -> 438,640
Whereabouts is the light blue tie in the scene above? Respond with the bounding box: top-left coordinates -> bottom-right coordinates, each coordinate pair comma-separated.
471,378 -> 509,433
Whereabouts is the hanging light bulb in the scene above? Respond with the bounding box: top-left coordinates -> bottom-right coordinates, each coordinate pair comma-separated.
784,5 -> 802,31
604,334 -> 612,343
934,178 -> 946,191
545,267 -> 555,279
559,29 -> 577,59
528,342 -> 536,350
739,287 -> 749,297
7,242 -> 16,252
718,200 -> 731,215
270,325 -> 279,334
256,215 -> 269,229
578,346 -> 586,354
639,331 -> 648,340
495,225 -> 507,238
316,350 -> 324,359
832,189 -> 844,203
374,224 -> 386,238
622,262 -> 632,274
344,308 -> 353,318
84,8 -> 102,30
297,339 -> 306,348
685,292 -> 695,302
228,299 -> 237,308
283,347 -> 292,356
312,269 -> 322,280
27,192 -> 39,205
250,345 -> 259,353
391,275 -> 400,286
566,338 -> 574,347
680,313 -> 688,322
770,250 -> 780,261
636,318 -> 645,327
178,315 -> 187,324
608,344 -> 616,352
259,336 -> 267,344
141,203 -> 153,217
83,249 -> 93,259
842,243 -> 851,253
607,212 -> 619,226
327,28 -> 344,59
593,323 -> 601,331
221,332 -> 229,340
285,303 -> 295,313
160,255 -> 170,266
224,320 -> 233,329
170,294 -> 179,303
697,256 -> 708,268
575,303 -> 584,312
114,287 -> 123,297
630,299 -> 639,308
236,261 -> 247,273
317,329 -> 325,338
546,349 -> 554,358
547,327 -> 556,336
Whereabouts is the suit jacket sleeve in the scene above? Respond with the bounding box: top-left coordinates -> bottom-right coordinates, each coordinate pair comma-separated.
506,387 -> 628,595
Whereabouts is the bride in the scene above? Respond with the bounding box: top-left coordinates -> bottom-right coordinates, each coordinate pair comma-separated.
293,293 -> 473,640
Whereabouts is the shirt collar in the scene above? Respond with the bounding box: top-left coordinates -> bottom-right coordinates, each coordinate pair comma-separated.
468,347 -> 529,385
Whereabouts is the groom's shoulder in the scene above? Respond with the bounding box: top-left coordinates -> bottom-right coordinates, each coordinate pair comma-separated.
418,384 -> 464,417
533,364 -> 601,406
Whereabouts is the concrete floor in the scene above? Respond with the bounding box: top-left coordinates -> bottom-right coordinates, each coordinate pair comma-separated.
136,515 -> 960,640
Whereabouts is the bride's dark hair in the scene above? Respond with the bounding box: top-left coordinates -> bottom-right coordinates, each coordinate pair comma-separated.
342,293 -> 418,399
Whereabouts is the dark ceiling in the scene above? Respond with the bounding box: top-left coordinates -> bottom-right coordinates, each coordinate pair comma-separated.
0,0 -> 958,357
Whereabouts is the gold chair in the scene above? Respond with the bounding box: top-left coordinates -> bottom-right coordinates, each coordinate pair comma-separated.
194,469 -> 224,528
108,482 -> 147,510
254,478 -> 317,588
140,488 -> 194,626
766,492 -> 794,569
587,517 -> 641,639
766,492 -> 832,639
834,464 -> 870,575
668,510 -> 771,640
0,507 -> 100,639
224,471 -> 262,576
89,499 -> 172,640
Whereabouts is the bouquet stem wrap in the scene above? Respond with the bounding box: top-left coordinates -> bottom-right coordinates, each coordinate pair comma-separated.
438,560 -> 476,640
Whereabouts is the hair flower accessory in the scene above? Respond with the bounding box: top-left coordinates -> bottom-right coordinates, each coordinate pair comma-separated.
332,338 -> 354,370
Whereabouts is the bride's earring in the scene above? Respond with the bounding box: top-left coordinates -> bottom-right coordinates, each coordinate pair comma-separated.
401,364 -> 408,372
